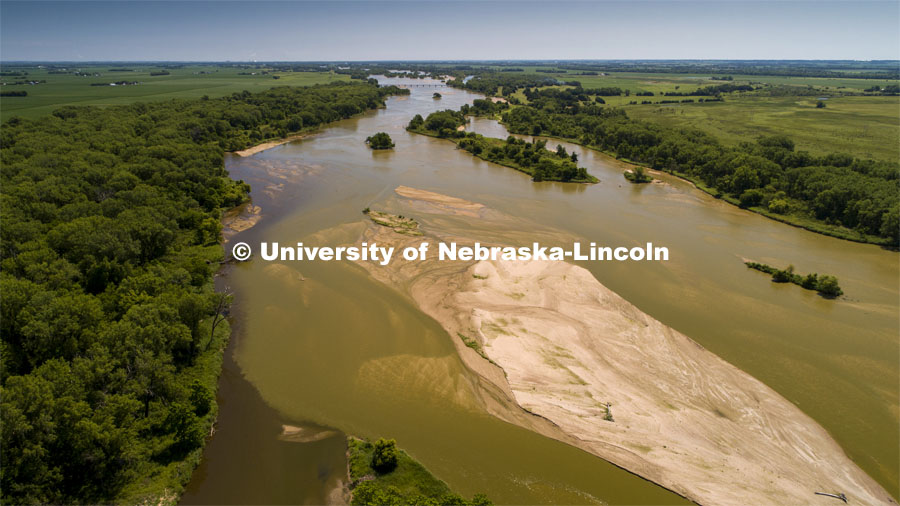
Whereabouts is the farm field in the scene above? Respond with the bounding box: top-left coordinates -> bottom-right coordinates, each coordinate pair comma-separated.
505,66 -> 898,91
0,65 -> 349,121
499,69 -> 899,161
625,94 -> 900,160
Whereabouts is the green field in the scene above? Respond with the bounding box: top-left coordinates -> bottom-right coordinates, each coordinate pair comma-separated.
624,94 -> 899,161
500,68 -> 899,161
508,66 -> 897,91
0,65 -> 349,121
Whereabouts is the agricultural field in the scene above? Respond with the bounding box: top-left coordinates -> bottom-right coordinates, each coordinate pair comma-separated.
0,64 -> 349,121
498,68 -> 899,161
625,94 -> 900,161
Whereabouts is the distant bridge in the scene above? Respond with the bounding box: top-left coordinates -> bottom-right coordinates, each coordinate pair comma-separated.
393,83 -> 447,88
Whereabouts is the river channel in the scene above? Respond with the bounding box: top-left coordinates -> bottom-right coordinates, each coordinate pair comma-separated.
182,77 -> 899,504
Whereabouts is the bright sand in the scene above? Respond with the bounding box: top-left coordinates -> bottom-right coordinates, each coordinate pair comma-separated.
350,186 -> 894,506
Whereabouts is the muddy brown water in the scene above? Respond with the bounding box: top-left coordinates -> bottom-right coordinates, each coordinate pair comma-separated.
182,77 -> 899,504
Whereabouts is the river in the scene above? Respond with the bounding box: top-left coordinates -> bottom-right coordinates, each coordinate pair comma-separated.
181,77 -> 899,504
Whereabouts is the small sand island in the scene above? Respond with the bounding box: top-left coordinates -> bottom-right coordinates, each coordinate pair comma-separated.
624,166 -> 653,183
363,207 -> 423,235
347,186 -> 894,506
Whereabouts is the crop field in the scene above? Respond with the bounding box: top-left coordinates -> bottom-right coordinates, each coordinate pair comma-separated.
0,65 -> 349,121
624,94 -> 899,161
499,69 -> 899,161
504,66 -> 897,91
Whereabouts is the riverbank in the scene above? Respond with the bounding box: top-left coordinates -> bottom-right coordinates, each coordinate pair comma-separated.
482,117 -> 894,247
233,133 -> 311,156
351,186 -> 895,506
231,84 -> 409,157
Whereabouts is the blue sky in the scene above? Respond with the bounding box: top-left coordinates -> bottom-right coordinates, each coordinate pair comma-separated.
2,1 -> 898,61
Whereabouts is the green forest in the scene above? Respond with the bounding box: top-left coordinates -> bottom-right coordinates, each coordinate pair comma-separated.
0,81 -> 406,504
408,110 -> 596,183
453,76 -> 898,245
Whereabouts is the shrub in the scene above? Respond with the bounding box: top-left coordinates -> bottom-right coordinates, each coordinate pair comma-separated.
771,265 -> 795,283
801,273 -> 819,290
371,438 -> 399,473
816,275 -> 843,297
739,189 -> 765,208
768,199 -> 790,214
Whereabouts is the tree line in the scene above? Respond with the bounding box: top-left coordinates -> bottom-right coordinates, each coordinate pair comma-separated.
492,91 -> 898,244
0,81 -> 407,504
408,110 -> 595,183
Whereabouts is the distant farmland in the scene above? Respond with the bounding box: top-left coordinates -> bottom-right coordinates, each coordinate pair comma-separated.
0,64 -> 349,121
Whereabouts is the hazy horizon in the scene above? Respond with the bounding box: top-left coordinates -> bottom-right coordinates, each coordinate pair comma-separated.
2,1 -> 899,62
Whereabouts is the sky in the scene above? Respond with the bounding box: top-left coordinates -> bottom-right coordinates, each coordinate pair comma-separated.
2,0 -> 898,62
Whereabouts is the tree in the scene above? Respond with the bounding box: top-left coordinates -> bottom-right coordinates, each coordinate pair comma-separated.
365,132 -> 395,150
801,273 -> 818,289
189,380 -> 213,416
730,165 -> 761,195
166,403 -> 206,453
739,189 -> 765,208
772,265 -> 795,283
816,275 -> 843,297
407,114 -> 424,130
371,438 -> 399,473
0,81 -> 412,504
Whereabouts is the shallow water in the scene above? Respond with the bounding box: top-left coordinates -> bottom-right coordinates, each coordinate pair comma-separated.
183,77 -> 899,503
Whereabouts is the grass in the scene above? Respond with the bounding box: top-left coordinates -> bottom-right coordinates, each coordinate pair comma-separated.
0,64 -> 349,122
499,69 -> 899,160
457,332 -> 486,356
346,437 -> 452,499
625,94 -> 900,161
505,66 -> 896,91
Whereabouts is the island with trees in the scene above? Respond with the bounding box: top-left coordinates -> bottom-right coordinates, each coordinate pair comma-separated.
745,262 -> 843,297
347,437 -> 491,506
366,131 -> 395,149
407,111 -> 596,183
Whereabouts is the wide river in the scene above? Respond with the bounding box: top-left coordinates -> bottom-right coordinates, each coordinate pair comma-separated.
182,77 -> 899,504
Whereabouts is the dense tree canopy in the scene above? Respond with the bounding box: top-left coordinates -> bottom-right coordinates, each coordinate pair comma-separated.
0,81 -> 407,504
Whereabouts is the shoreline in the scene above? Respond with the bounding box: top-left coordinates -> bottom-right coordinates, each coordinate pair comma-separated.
230,98 -> 401,158
232,133 -> 310,157
352,186 -> 895,506
467,113 -> 894,247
